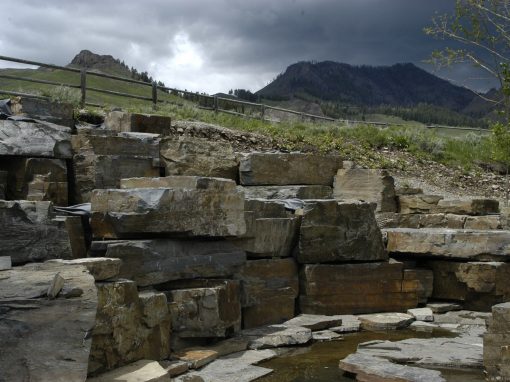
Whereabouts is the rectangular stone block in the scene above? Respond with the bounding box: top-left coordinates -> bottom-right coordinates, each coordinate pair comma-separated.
333,168 -> 397,212
299,262 -> 418,315
17,98 -> 74,128
298,200 -> 387,264
90,177 -> 246,239
385,228 -> 510,260
239,153 -> 343,186
0,120 -> 72,158
102,239 -> 246,287
426,261 -> 510,311
403,268 -> 433,304
240,185 -> 333,200
398,194 -> 443,214
0,200 -> 74,264
242,296 -> 296,329
105,111 -> 172,135
398,195 -> 499,215
160,136 -> 238,180
166,280 -> 241,338
230,199 -> 299,258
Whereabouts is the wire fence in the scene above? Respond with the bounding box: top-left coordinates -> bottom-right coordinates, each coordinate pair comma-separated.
0,54 -> 489,133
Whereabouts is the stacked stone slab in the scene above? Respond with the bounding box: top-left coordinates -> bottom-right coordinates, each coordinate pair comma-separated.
484,302 -> 510,380
383,187 -> 508,310
104,111 -> 172,135
71,126 -> 161,203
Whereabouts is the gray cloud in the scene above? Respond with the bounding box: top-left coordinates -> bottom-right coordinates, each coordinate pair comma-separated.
0,0 -> 498,93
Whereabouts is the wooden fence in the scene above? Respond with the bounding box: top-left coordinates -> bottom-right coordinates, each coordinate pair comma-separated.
0,54 -> 489,133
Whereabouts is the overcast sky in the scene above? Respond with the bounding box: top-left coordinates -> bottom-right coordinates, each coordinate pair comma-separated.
0,0 -> 498,93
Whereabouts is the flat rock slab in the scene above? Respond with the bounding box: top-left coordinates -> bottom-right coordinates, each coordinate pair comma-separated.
0,119 -> 72,158
0,200 -> 74,265
298,200 -> 387,263
398,195 -> 498,216
312,330 -> 343,341
177,350 -> 277,382
90,176 -> 245,238
240,185 -> 333,200
105,111 -> 172,135
175,349 -> 219,369
330,316 -> 362,333
283,314 -> 344,331
339,352 -> 446,382
103,239 -> 246,287
239,152 -> 343,186
0,261 -> 97,382
407,308 -> 434,322
427,302 -> 463,313
358,313 -> 415,330
87,359 -> 171,382
377,212 -> 501,230
241,325 -> 312,349
385,228 -> 510,260
47,258 -> 121,281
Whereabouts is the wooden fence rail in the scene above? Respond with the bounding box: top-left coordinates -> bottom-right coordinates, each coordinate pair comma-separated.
0,54 -> 489,133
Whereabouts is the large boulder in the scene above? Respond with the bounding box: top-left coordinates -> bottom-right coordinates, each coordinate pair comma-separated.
160,136 -> 238,180
102,239 -> 246,287
230,199 -> 299,258
90,176 -> 246,239
426,260 -> 510,311
0,261 -> 97,382
333,168 -> 397,212
104,111 -> 172,135
239,153 -> 342,186
234,258 -> 298,328
385,228 -> 510,260
297,200 -> 387,263
0,119 -> 72,158
0,200 -> 74,264
299,261 -> 419,315
88,280 -> 171,375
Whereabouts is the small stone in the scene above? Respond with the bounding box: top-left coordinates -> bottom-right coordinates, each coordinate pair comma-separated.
358,313 -> 415,331
47,272 -> 65,299
175,349 -> 219,369
0,256 -> 11,271
407,308 -> 434,322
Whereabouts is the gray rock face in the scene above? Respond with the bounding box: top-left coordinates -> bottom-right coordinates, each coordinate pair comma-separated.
0,200 -> 74,264
426,260 -> 510,311
407,308 -> 434,322
103,239 -> 246,287
166,280 -> 241,338
241,325 -> 312,349
283,314 -> 344,331
90,177 -> 246,239
403,268 -> 433,304
358,313 -> 415,330
16,98 -> 75,128
385,228 -> 510,260
239,153 -> 343,186
89,280 -> 171,375
0,119 -> 72,158
87,359 -> 171,382
299,262 -> 419,315
240,185 -> 333,200
105,111 -> 172,135
484,302 -> 510,380
0,261 -> 97,382
377,212 -> 501,230
398,195 -> 499,215
231,199 -> 299,258
234,258 -> 298,328
71,127 -> 160,202
160,136 -> 238,180
298,200 -> 387,263
334,168 -> 397,212
47,258 -> 121,281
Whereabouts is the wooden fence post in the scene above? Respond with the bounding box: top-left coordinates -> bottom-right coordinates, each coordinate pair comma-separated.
214,96 -> 218,113
152,82 -> 157,110
80,69 -> 86,108
260,104 -> 265,120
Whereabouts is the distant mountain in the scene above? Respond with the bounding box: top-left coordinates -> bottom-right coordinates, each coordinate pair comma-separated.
256,61 -> 478,112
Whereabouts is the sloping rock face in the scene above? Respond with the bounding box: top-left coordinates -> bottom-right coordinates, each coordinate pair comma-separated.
240,185 -> 332,200
234,258 -> 299,328
105,111 -> 172,135
299,261 -> 419,314
0,119 -> 72,158
0,200 -> 74,264
426,261 -> 510,311
88,280 -> 171,375
484,302 -> 510,380
230,199 -> 299,258
239,153 -> 343,185
385,228 -> 510,260
71,127 -> 161,202
90,177 -> 245,238
0,261 -> 97,382
333,168 -> 397,212
103,239 -> 246,287
298,200 -> 387,263
160,136 -> 238,180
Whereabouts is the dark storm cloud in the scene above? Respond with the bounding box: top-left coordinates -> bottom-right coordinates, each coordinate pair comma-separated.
0,0 -> 496,92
